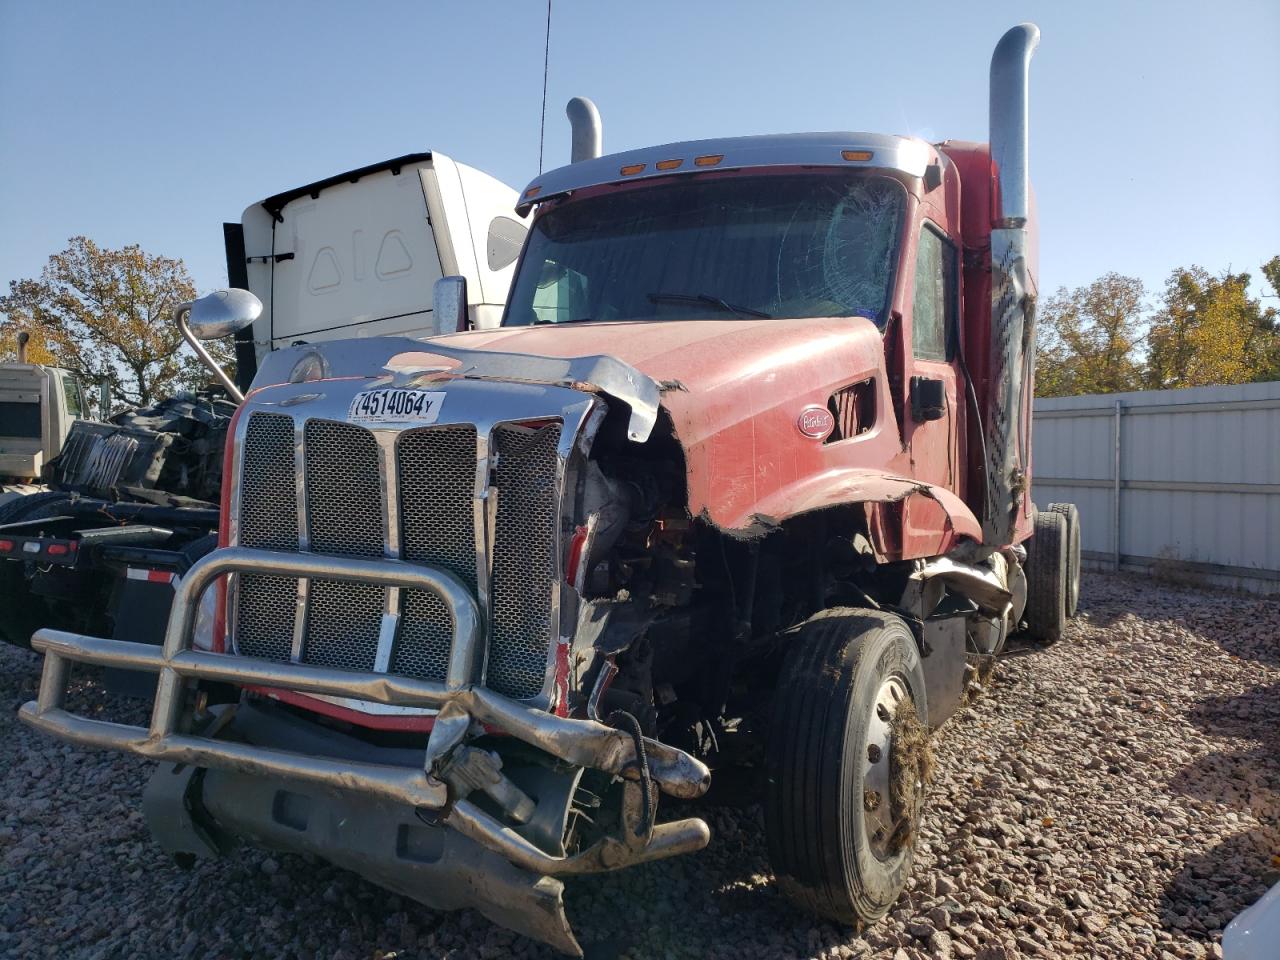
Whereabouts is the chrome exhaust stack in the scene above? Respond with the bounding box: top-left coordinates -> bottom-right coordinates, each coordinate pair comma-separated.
983,23 -> 1040,547
566,96 -> 602,162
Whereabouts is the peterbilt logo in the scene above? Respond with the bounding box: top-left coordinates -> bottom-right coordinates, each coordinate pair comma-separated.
797,405 -> 834,440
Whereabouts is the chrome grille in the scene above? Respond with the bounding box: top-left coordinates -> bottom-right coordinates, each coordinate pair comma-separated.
303,580 -> 383,672
396,426 -> 476,682
236,414 -> 300,662
234,575 -> 297,662
305,420 -> 383,557
489,423 -> 561,699
393,590 -> 454,682
240,413 -> 298,549
234,404 -> 564,702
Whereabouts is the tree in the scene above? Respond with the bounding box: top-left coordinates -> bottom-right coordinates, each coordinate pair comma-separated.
1145,261 -> 1280,389
1035,273 -> 1147,397
0,237 -> 235,407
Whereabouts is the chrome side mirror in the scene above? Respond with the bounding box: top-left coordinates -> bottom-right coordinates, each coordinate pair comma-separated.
184,288 -> 263,340
432,276 -> 468,334
173,288 -> 262,403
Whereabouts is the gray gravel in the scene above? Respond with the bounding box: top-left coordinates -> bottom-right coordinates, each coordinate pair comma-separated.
2,572 -> 1277,960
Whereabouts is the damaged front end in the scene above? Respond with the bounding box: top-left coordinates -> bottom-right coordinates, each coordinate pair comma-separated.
19,343 -> 708,957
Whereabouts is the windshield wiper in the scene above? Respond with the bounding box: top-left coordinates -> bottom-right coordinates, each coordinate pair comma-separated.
647,292 -> 771,319
532,316 -> 600,325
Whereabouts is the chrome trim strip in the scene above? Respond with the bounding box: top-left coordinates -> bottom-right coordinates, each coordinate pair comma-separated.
373,603 -> 400,674
473,427 -> 493,679
289,578 -> 308,663
377,431 -> 400,560
293,418 -> 309,551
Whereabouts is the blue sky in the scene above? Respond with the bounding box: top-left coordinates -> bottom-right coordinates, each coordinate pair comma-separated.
2,0 -> 1277,307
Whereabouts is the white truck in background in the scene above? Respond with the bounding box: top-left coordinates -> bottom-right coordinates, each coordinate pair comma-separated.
0,151 -> 524,649
227,151 -> 526,387
0,332 -> 92,509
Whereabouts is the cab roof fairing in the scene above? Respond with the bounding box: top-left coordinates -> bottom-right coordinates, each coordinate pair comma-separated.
515,132 -> 935,215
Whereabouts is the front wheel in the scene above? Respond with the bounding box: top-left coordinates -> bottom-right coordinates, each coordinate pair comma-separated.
764,608 -> 932,926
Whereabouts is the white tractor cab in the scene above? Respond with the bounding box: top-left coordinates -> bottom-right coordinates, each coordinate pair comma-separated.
0,333 -> 91,503
0,151 -> 526,651
224,151 -> 527,392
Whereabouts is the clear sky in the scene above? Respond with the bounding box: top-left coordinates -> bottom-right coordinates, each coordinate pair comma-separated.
2,0 -> 1277,306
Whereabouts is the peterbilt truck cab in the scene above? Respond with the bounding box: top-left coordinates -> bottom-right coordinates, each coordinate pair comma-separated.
20,24 -> 1081,957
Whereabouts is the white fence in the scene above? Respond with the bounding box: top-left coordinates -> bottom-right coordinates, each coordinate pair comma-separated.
1031,381 -> 1280,594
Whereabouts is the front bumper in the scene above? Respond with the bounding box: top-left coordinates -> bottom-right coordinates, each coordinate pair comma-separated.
18,546 -> 712,955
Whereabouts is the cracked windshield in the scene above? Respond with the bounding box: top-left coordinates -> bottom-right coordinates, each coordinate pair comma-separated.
504,173 -> 903,326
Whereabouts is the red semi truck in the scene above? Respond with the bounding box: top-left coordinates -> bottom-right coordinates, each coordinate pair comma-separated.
20,23 -> 1080,956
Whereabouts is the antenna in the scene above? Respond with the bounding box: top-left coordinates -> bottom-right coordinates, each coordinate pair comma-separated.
538,0 -> 552,173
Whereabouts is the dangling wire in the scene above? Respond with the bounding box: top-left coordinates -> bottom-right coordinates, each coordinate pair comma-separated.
538,0 -> 552,173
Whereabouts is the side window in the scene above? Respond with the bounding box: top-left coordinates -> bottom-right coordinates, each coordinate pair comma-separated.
911,225 -> 956,361
60,373 -> 84,417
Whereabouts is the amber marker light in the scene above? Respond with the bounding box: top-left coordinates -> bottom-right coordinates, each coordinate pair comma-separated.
693,154 -> 724,167
656,158 -> 683,170
619,163 -> 646,176
523,185 -> 541,198
842,150 -> 874,161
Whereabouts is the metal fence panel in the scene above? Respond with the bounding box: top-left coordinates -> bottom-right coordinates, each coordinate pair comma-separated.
1031,381 -> 1280,593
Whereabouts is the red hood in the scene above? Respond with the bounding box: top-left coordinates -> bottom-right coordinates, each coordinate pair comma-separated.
435,317 -> 878,406
438,318 -> 904,533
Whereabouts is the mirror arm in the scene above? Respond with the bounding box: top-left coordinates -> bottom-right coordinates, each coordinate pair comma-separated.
176,304 -> 245,403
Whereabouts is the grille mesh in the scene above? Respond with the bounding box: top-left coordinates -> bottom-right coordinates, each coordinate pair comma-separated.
234,575 -> 297,662
240,413 -> 297,549
488,423 -> 561,699
236,413 -> 299,661
396,426 -> 476,682
305,420 -> 383,557
303,579 -> 383,672
393,590 -> 454,682
398,426 -> 477,585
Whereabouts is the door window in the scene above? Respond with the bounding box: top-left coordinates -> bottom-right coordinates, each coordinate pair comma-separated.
911,225 -> 957,361
60,373 -> 84,417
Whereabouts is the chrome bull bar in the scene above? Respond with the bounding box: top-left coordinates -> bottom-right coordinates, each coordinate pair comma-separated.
18,546 -> 712,878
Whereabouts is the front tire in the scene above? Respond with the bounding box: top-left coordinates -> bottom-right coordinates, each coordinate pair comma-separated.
764,609 -> 930,926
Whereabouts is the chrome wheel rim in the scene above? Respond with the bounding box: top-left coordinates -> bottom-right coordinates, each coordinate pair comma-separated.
861,674 -> 910,860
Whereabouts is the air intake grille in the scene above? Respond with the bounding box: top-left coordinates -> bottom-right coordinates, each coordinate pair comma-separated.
240,413 -> 297,549
396,426 -> 476,683
488,423 -> 561,699
305,420 -> 383,557
236,413 -> 300,661
233,407 -> 563,701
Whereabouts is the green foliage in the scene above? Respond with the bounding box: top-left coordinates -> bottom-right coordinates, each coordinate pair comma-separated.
1036,257 -> 1279,397
1035,273 -> 1146,397
0,236 -> 236,407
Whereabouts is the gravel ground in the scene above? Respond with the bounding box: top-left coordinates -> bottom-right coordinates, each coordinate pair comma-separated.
2,572 -> 1277,960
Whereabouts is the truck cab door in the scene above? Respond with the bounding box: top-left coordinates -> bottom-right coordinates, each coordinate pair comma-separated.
903,222 -> 962,555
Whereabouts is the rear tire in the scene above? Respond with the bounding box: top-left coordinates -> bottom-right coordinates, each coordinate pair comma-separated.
1024,510 -> 1068,643
1047,502 -> 1081,617
764,608 -> 930,926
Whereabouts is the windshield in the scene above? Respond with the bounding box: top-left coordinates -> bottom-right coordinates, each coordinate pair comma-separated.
504,173 -> 904,327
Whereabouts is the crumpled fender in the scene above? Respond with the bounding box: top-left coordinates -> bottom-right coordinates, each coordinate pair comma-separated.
722,467 -> 983,550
